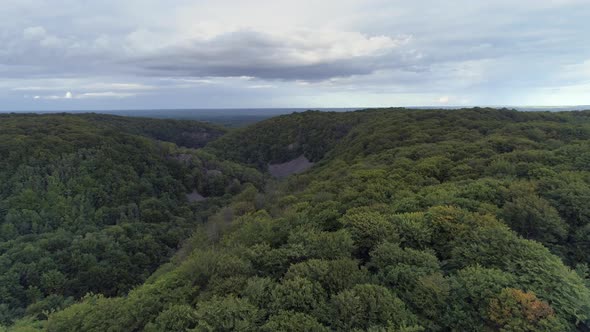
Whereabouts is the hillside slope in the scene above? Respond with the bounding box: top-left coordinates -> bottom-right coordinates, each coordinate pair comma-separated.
0,114 -> 262,326
27,108 -> 590,331
67,113 -> 227,148
205,110 -> 369,167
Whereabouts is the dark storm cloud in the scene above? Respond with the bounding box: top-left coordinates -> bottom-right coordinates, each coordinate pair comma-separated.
130,30 -> 394,80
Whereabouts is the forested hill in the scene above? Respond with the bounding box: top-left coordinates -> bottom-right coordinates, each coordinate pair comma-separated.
0,113 -> 226,149
0,114 -> 262,327
205,110 -> 368,167
75,113 -> 227,149
4,108 -> 590,331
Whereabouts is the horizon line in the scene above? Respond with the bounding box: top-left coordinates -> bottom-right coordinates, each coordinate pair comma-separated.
2,105 -> 590,113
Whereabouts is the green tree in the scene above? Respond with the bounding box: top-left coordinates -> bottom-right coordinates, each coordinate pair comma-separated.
331,284 -> 418,331
263,311 -> 329,332
500,189 -> 568,244
339,209 -> 399,259
444,266 -> 517,331
192,296 -> 263,332
144,304 -> 198,332
285,258 -> 368,295
270,277 -> 328,319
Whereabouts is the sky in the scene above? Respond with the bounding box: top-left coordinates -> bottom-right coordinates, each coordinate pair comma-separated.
1,0 -> 590,111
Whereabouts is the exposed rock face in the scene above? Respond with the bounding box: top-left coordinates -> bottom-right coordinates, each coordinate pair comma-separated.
186,190 -> 206,202
268,155 -> 314,178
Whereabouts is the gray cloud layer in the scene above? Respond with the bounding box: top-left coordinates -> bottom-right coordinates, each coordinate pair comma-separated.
1,0 -> 589,109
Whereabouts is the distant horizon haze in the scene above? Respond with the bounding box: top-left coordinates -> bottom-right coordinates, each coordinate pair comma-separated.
2,105 -> 590,114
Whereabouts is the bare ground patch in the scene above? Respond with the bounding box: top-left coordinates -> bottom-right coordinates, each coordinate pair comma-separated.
268,155 -> 314,178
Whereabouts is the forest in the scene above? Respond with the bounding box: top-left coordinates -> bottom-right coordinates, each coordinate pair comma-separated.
2,108 -> 590,331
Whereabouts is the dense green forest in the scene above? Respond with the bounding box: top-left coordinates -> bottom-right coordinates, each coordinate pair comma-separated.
3,108 -> 590,331
0,114 -> 263,327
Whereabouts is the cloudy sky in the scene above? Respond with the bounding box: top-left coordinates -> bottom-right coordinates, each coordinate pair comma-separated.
1,0 -> 590,110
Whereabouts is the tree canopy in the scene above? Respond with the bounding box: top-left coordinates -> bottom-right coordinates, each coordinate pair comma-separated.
3,108 -> 590,331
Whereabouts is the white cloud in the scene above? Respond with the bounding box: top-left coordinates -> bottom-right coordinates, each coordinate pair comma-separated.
438,96 -> 450,104
22,26 -> 65,49
265,29 -> 405,65
35,92 -> 74,100
77,91 -> 136,98
84,83 -> 155,91
247,84 -> 275,89
39,35 -> 63,48
23,26 -> 47,40
13,86 -> 62,91
29,90 -> 137,100
12,81 -> 155,92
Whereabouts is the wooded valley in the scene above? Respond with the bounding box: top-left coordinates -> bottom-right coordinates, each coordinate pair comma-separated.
2,108 -> 590,331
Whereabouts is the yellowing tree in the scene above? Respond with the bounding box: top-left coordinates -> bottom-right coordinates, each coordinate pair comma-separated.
488,288 -> 566,331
